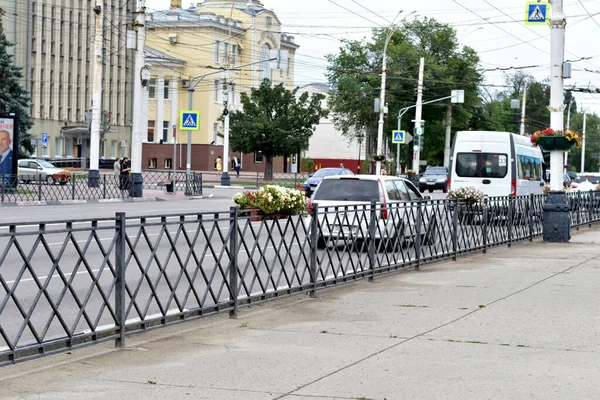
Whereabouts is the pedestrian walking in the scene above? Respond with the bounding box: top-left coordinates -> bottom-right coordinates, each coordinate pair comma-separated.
232,156 -> 241,177
215,156 -> 222,177
113,157 -> 121,188
119,157 -> 131,196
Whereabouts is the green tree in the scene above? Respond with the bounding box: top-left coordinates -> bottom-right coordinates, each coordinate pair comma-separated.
229,79 -> 328,179
326,18 -> 483,169
0,9 -> 33,155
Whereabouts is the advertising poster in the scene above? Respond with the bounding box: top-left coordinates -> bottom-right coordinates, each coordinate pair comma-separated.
0,113 -> 20,186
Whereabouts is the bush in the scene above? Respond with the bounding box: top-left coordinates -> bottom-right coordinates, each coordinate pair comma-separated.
301,157 -> 314,173
233,185 -> 308,215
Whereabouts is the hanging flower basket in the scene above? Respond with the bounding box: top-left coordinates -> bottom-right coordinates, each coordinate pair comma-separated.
371,154 -> 386,162
530,128 -> 582,151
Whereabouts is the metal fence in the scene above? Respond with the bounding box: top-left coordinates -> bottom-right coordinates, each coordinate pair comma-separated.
0,171 -> 202,202
1,192 -> 599,364
255,172 -> 309,189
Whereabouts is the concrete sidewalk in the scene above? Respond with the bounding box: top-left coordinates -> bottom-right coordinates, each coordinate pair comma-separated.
1,229 -> 599,400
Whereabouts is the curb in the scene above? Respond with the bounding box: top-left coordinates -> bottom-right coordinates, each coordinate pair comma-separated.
1,197 -> 160,207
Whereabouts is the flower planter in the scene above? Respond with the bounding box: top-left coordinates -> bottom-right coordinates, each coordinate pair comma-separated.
538,136 -> 576,152
248,209 -> 288,222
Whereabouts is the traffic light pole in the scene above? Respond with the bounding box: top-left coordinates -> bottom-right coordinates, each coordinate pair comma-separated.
88,0 -> 104,188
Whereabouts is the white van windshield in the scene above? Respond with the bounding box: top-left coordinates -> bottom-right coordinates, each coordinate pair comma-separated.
455,153 -> 508,178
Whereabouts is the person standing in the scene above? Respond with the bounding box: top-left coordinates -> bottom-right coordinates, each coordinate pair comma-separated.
120,157 -> 131,196
215,156 -> 222,177
113,157 -> 121,187
232,156 -> 241,177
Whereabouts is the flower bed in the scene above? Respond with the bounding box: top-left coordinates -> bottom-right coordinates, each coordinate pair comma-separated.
447,186 -> 485,203
233,185 -> 308,215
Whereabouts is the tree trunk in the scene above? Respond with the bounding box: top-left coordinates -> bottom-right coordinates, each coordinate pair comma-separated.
265,155 -> 274,181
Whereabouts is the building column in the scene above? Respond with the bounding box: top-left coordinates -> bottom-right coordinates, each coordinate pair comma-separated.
157,76 -> 165,143
171,77 -> 179,144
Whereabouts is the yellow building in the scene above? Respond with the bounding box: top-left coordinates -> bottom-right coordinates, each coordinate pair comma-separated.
143,0 -> 299,172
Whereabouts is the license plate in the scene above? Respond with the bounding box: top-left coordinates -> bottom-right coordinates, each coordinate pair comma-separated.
427,182 -> 435,185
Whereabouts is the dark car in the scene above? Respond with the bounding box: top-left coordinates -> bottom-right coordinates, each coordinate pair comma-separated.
303,167 -> 354,197
418,166 -> 449,193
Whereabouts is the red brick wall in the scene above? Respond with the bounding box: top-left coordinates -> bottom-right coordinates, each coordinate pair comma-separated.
142,144 -> 286,173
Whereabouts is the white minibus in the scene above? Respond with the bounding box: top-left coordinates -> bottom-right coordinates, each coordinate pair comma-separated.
449,131 -> 545,197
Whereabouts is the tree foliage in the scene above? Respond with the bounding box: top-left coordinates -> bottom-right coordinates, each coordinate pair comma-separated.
229,79 -> 328,179
0,10 -> 33,155
326,17 -> 483,168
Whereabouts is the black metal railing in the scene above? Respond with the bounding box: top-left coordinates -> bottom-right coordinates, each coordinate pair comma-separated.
1,192 -> 599,364
0,171 -> 202,202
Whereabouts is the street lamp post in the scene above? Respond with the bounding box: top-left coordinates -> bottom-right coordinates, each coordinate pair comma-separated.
375,28 -> 397,176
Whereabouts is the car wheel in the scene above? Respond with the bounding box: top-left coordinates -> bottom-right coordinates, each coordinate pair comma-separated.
419,187 -> 425,193
428,189 -> 433,193
442,185 -> 448,194
316,235 -> 327,249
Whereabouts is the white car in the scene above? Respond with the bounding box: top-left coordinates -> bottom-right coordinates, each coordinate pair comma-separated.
309,175 -> 436,249
18,159 -> 71,185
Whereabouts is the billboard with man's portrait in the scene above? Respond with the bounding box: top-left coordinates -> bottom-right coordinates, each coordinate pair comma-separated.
0,113 -> 20,184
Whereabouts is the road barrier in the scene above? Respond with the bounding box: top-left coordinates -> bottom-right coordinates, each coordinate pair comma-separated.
0,171 -> 202,202
0,192 -> 599,365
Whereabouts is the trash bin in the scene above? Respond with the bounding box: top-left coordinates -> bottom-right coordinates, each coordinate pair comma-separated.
165,181 -> 174,193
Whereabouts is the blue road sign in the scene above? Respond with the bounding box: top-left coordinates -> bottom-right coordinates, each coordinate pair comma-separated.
42,132 -> 48,144
392,130 -> 406,144
525,2 -> 549,25
180,110 -> 200,131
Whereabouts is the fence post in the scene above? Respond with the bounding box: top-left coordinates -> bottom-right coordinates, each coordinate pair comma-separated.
507,197 -> 513,247
368,201 -> 377,282
452,200 -> 458,261
588,192 -> 592,228
103,174 -> 107,199
309,202 -> 319,297
38,177 -> 42,201
71,174 -> 76,200
483,198 -> 488,253
115,212 -> 126,348
415,201 -> 422,271
229,207 -> 239,318
529,194 -> 534,242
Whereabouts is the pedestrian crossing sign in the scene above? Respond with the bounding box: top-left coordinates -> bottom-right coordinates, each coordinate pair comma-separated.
525,2 -> 550,25
392,130 -> 406,144
179,110 -> 200,131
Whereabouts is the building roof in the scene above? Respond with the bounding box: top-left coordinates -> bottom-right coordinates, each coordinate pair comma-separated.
300,83 -> 331,93
144,46 -> 186,66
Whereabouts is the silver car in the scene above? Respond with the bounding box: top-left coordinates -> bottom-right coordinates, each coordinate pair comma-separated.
18,159 -> 71,185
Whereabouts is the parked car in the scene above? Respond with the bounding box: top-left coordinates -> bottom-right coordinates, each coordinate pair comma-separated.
303,167 -> 354,197
18,159 -> 72,185
418,166 -> 449,193
309,175 -> 435,249
570,174 -> 600,191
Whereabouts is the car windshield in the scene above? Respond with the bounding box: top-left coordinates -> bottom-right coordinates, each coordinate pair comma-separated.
312,169 -> 342,178
313,179 -> 379,202
423,167 -> 446,176
37,160 -> 57,168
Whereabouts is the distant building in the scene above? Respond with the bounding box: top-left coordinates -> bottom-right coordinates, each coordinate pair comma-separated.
143,0 -> 299,173
299,83 -> 365,173
0,0 -> 132,164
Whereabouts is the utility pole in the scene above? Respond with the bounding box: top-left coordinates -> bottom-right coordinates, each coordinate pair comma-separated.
443,105 -> 452,168
221,72 -> 232,186
130,0 -> 147,197
543,0 -> 569,243
581,111 -> 587,173
520,84 -> 527,136
88,1 -> 103,188
375,31 -> 395,176
412,57 -> 425,173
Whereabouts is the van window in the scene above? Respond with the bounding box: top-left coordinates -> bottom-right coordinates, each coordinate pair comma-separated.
455,153 -> 508,178
517,155 -> 543,181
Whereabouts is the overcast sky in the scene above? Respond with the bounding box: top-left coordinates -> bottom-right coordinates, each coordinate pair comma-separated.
146,0 -> 600,117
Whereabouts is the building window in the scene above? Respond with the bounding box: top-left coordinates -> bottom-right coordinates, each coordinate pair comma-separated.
215,40 -> 220,63
148,78 -> 156,99
148,158 -> 157,169
254,151 -> 263,163
232,45 -> 237,65
287,57 -> 291,77
213,122 -> 219,144
147,120 -> 155,142
100,140 -> 105,158
54,137 -> 62,156
266,16 -> 272,27
65,137 -> 73,156
214,80 -> 220,102
164,158 -> 172,169
259,44 -> 272,83
163,79 -> 170,100
120,142 -> 126,158
163,121 -> 169,142
111,140 -> 117,158
223,42 -> 229,64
